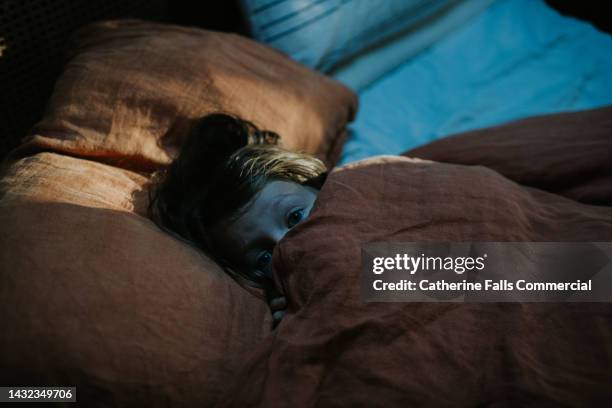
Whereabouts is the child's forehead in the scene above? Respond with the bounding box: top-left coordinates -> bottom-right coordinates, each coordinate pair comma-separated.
234,182 -> 299,225
222,182 -> 307,242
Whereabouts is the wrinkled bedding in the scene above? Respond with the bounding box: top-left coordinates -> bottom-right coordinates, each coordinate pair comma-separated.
217,107 -> 612,407
0,152 -> 272,407
340,0 -> 612,164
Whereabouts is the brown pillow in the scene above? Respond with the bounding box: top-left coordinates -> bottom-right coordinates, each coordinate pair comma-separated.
12,19 -> 357,171
0,152 -> 272,407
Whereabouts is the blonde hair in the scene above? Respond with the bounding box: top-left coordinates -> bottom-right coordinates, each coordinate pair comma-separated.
234,144 -> 326,184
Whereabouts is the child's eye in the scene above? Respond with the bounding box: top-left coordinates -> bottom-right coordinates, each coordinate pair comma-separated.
287,208 -> 304,228
256,250 -> 272,271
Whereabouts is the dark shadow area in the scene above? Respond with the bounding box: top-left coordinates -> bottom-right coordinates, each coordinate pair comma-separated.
546,0 -> 612,34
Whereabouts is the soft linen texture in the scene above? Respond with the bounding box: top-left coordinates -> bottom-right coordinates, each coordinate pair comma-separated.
11,19 -> 357,171
217,107 -> 612,407
240,0 -> 490,72
339,0 -> 612,164
330,0 -> 493,91
0,17 -> 356,406
0,152 -> 272,407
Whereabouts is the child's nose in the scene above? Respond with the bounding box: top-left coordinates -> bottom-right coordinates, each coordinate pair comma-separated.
269,227 -> 288,245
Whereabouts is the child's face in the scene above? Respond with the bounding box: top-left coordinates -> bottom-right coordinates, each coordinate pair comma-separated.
210,180 -> 318,280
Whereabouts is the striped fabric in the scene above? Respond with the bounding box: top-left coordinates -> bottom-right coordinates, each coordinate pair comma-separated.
240,0 -> 455,71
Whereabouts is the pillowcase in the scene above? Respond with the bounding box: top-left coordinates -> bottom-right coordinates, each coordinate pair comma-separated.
13,19 -> 357,170
0,152 -> 272,407
239,0 -> 459,71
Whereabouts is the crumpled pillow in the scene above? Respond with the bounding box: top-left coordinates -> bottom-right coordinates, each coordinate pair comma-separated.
12,19 -> 357,171
0,152 -> 272,407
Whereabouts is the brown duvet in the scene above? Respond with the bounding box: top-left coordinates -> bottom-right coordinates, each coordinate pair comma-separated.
217,107 -> 612,407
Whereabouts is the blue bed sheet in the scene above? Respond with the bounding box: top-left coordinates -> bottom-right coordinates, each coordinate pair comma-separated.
338,0 -> 612,165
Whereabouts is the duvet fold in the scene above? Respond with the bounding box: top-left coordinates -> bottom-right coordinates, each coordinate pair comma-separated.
217,107 -> 612,408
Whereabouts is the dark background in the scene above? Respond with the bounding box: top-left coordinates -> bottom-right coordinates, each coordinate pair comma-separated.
0,0 -> 610,162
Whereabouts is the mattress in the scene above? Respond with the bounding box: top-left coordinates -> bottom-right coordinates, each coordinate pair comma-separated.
338,0 -> 612,165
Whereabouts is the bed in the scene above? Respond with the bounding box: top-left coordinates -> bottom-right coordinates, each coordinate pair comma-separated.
1,1 -> 611,406
337,0 -> 612,164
